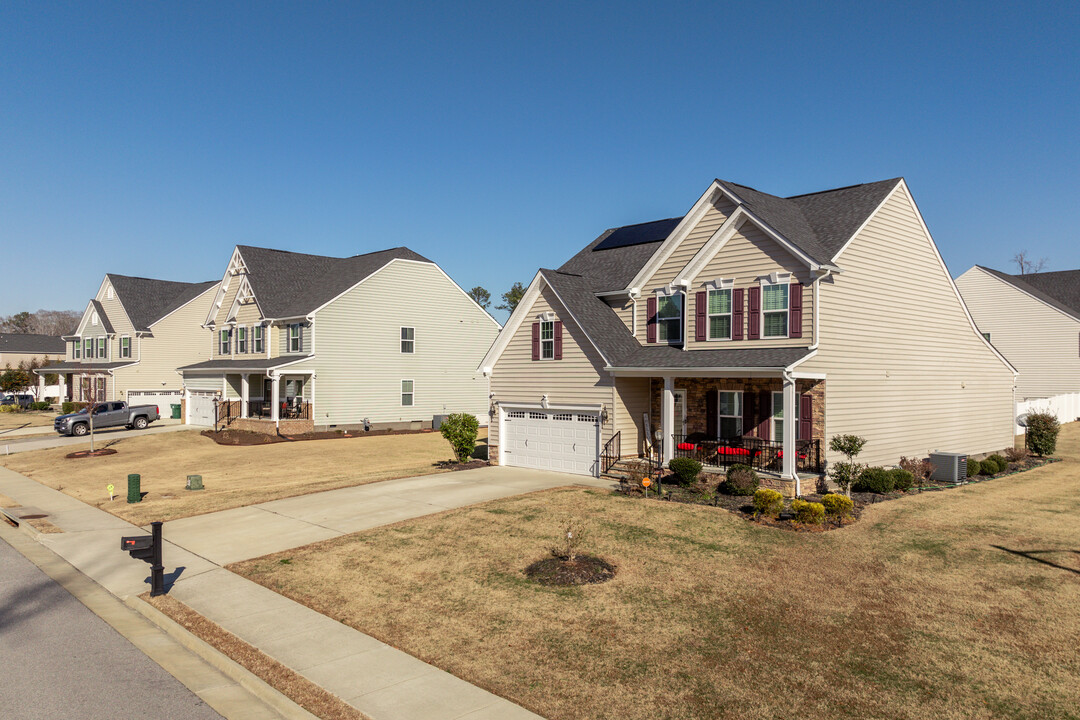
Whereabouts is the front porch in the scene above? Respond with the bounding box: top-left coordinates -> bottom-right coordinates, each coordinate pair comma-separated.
214,372 -> 314,434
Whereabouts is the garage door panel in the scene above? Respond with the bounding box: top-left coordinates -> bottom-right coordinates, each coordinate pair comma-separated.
502,409 -> 599,477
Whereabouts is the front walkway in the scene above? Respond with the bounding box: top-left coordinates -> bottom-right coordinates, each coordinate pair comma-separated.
0,464 -> 614,720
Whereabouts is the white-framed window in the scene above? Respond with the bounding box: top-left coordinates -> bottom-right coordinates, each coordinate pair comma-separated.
253,326 -> 264,353
96,336 -> 106,358
656,291 -> 683,344
73,339 -> 81,360
95,376 -> 106,398
288,324 -> 302,353
708,287 -> 733,340
771,391 -> 800,440
92,311 -> 99,326
237,327 -> 247,354
400,327 -> 415,354
106,286 -> 114,300
219,329 -> 231,355
83,337 -> 93,359
718,391 -> 742,439
119,336 -> 131,359
540,320 -> 555,359
401,379 -> 414,406
762,279 -> 790,338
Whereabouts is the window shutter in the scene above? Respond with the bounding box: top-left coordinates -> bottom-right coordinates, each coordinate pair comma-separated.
748,287 -> 761,340
554,321 -> 563,360
758,390 -> 771,440
800,393 -> 812,441
733,288 -> 744,340
706,389 -> 718,437
646,297 -> 657,344
531,322 -> 540,361
790,284 -> 803,339
742,392 -> 754,438
695,291 -> 706,342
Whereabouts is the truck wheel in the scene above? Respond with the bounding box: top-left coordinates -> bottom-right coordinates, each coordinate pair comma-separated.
133,416 -> 148,430
72,423 -> 88,437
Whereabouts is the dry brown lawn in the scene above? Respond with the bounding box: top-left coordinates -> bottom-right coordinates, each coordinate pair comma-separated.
0,429 -> 474,525
234,423 -> 1080,720
0,410 -> 56,431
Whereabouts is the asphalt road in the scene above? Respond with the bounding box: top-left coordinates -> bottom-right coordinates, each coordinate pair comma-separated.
0,536 -> 223,720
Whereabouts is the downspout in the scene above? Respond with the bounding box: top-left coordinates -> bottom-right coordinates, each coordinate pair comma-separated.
809,269 -> 830,351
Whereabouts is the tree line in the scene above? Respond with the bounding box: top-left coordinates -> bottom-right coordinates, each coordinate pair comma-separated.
0,309 -> 81,335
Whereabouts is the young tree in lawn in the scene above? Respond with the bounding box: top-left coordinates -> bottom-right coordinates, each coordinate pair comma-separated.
495,282 -> 526,314
828,434 -> 867,497
77,374 -> 106,453
466,286 -> 491,310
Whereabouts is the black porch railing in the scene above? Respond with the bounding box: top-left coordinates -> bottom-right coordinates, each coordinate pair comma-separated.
601,431 -> 621,474
672,435 -> 823,474
216,399 -> 311,428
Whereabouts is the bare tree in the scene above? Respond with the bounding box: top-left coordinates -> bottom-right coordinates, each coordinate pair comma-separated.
1012,251 -> 1047,275
0,309 -> 81,335
76,375 -> 105,453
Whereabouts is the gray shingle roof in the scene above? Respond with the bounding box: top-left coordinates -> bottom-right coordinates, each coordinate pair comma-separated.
541,270 -> 811,370
0,333 -> 66,355
38,360 -> 136,372
977,266 -> 1080,323
89,300 -> 115,334
236,246 -> 432,319
178,356 -> 314,372
557,230 -> 665,293
107,275 -> 218,332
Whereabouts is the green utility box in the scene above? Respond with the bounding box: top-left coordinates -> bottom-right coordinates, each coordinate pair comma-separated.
186,475 -> 204,491
127,474 -> 141,504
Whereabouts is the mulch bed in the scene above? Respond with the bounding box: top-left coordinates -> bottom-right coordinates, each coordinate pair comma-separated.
201,427 -> 437,446
65,448 -> 118,459
435,459 -> 489,471
524,555 -> 617,586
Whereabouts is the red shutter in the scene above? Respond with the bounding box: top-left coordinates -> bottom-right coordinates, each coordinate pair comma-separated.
695,291 -> 707,342
790,283 -> 803,339
531,322 -> 540,361
799,393 -> 812,441
646,297 -> 657,343
748,286 -> 761,340
758,390 -> 771,440
554,321 -> 563,360
741,391 -> 753,438
733,288 -> 744,340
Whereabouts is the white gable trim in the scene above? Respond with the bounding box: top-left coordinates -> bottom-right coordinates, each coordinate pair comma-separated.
73,299 -> 99,337
673,208 -> 749,285
829,180 -> 904,263
96,275 -> 138,333
965,266 -> 1080,326
224,275 -> 263,325
204,247 -> 246,328
478,271 -> 546,374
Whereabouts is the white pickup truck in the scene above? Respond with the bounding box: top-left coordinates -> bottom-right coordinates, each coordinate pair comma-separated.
54,401 -> 161,436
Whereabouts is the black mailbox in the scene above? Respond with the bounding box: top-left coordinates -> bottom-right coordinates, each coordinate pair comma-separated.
121,535 -> 153,561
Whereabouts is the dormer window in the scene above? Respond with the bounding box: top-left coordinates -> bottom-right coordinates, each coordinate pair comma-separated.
656,291 -> 682,344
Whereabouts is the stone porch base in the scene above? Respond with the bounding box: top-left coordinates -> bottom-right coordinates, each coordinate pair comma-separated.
227,418 -> 315,435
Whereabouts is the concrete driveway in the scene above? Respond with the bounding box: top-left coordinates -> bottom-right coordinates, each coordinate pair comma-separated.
164,465 -> 615,565
0,419 -> 191,455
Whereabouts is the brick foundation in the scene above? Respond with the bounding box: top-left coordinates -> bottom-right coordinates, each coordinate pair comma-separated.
488,444 -> 499,466
180,398 -> 186,424
228,418 -> 315,435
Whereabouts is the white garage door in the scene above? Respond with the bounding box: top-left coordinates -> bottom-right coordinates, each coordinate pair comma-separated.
502,409 -> 599,477
187,392 -> 218,427
127,390 -> 184,414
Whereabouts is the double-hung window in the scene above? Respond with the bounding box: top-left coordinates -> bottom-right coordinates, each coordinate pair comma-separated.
237,327 -> 247,354
718,391 -> 742,439
657,292 -> 683,343
400,327 -> 415,354
708,288 -> 733,340
219,329 -> 231,355
119,336 -> 131,359
771,391 -> 801,440
73,340 -> 81,360
253,326 -> 264,353
83,338 -> 93,359
540,321 -> 555,359
401,380 -> 414,406
96,337 -> 106,359
288,324 -> 302,353
762,281 -> 789,338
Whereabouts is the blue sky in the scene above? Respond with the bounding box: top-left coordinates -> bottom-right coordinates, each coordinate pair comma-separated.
3,1 -> 1078,322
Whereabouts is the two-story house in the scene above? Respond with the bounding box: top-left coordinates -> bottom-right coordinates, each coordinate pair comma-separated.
178,245 -> 500,432
38,275 -> 219,408
956,266 -> 1080,429
479,177 -> 1016,493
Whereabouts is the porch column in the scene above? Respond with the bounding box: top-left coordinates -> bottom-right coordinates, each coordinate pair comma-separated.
240,374 -> 249,418
661,376 -> 675,464
270,373 -> 280,423
782,374 -> 798,489
58,374 -> 67,402
38,372 -> 45,400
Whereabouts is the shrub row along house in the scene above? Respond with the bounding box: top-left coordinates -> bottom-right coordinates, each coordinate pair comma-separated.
479,177 -> 1017,494
39,247 -> 499,433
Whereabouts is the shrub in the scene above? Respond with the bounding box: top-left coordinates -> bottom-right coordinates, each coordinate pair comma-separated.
828,461 -> 861,496
980,457 -> 1002,475
791,499 -> 825,525
852,466 -> 895,494
718,464 -> 759,496
821,493 -> 854,518
62,401 -> 87,415
1005,446 -> 1029,463
1025,411 -> 1060,456
668,457 -> 703,487
899,456 -> 934,482
888,468 -> 915,492
965,458 -> 981,477
752,488 -> 784,518
30,401 -> 51,411
439,412 -> 480,463
0,405 -> 17,413
829,434 -> 867,496
550,517 -> 588,562
986,453 -> 1007,469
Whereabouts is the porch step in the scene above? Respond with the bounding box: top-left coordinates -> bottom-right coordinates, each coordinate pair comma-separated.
602,458 -> 654,482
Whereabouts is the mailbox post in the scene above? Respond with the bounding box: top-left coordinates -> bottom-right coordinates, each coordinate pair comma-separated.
120,520 -> 165,597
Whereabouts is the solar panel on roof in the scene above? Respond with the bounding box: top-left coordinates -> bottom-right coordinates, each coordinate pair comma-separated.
593,217 -> 682,251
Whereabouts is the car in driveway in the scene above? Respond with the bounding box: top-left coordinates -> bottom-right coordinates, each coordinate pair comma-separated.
54,401 -> 161,436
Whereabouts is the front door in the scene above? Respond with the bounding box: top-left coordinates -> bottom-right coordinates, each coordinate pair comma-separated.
674,390 -> 687,439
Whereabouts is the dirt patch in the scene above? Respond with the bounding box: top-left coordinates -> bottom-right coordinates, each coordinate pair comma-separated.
24,517 -> 63,533
201,427 -> 438,446
524,555 -> 616,585
65,448 -> 119,459
142,593 -> 368,720
435,459 -> 489,471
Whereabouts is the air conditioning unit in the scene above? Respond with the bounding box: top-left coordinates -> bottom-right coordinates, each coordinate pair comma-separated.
929,452 -> 968,483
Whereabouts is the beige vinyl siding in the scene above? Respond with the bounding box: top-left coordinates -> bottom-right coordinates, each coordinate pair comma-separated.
210,276 -> 244,359
685,223 -> 814,349
613,376 -> 650,456
609,297 -> 635,335
489,285 -> 614,451
956,267 -> 1080,400
98,283 -> 136,336
305,260 -> 498,428
799,187 -> 1015,467
278,321 -> 313,355
112,285 -> 218,398
184,375 -> 223,393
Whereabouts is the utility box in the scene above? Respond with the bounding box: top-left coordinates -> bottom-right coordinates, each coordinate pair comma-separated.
929,452 -> 968,483
432,414 -> 449,431
186,475 -> 203,491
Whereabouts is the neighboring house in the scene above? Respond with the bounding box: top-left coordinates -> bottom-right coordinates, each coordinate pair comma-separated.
0,333 -> 65,399
178,245 -> 499,432
37,275 -> 219,409
956,266 -> 1080,427
479,177 -> 1016,492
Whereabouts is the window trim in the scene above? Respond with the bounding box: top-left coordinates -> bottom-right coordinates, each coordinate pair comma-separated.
539,320 -> 555,360
219,328 -> 231,355
96,336 -> 107,359
119,335 -> 131,359
760,274 -> 791,339
705,279 -> 735,342
83,337 -> 93,359
237,326 -> 248,354
252,325 -> 264,354
73,339 -> 81,360
717,390 -> 743,439
288,324 -> 302,353
401,379 -> 414,407
655,288 -> 684,345
400,326 -> 415,354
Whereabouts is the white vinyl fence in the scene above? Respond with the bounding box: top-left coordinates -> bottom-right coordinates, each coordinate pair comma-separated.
1016,392 -> 1080,434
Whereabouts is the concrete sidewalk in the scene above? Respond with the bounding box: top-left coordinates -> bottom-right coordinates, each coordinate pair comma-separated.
0,419 -> 190,455
0,464 -> 610,719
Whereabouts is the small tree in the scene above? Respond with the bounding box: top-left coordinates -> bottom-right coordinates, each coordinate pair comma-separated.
495,282 -> 526,314
829,434 -> 867,497
466,286 -> 491,310
77,375 -> 105,453
1025,411 -> 1060,457
0,364 -> 33,397
440,412 -> 480,463
1012,250 -> 1047,276
550,517 -> 588,562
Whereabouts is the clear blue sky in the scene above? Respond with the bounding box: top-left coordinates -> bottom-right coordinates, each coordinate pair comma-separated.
3,1 -> 1078,322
